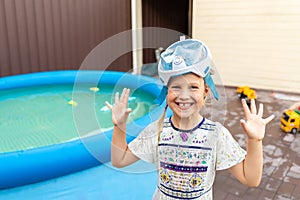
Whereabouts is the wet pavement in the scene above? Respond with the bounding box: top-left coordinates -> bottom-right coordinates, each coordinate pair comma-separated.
210,87 -> 300,200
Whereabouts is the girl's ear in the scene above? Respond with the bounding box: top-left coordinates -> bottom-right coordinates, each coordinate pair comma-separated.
204,84 -> 210,98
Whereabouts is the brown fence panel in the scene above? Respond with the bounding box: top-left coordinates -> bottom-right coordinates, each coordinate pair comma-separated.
0,0 -> 132,77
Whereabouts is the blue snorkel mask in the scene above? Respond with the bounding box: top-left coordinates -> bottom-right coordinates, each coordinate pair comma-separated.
155,38 -> 219,104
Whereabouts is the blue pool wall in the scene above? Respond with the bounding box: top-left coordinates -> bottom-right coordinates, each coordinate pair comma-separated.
0,70 -> 170,189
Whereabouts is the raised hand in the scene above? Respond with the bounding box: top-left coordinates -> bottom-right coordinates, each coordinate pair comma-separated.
240,99 -> 275,141
105,88 -> 132,126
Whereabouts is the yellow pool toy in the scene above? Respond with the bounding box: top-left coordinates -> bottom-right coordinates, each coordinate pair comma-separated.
89,87 -> 99,92
68,100 -> 78,107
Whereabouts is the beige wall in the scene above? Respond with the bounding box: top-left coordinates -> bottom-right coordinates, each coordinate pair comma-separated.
193,0 -> 300,93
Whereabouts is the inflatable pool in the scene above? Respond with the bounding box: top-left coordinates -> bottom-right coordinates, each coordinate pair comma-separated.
0,70 -> 165,189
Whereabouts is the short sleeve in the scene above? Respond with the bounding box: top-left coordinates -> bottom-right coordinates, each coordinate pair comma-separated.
128,120 -> 159,164
216,123 -> 247,170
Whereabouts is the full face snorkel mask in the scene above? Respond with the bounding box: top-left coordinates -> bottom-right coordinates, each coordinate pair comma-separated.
155,39 -> 219,104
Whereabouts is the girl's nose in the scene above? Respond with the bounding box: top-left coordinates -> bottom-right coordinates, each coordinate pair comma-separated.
178,89 -> 189,99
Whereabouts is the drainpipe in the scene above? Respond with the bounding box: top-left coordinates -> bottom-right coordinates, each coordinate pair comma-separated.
131,0 -> 143,74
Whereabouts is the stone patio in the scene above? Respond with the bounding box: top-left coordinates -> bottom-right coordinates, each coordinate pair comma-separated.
211,87 -> 300,200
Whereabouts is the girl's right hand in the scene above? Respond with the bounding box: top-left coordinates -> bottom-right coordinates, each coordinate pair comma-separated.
105,88 -> 132,126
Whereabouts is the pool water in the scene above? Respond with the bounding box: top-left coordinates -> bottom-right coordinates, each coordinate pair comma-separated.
0,84 -> 157,153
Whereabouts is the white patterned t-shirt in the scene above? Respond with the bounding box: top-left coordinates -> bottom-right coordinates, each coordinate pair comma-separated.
128,117 -> 246,200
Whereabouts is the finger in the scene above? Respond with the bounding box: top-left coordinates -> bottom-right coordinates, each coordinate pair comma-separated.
124,108 -> 132,119
120,88 -> 128,103
120,88 -> 130,103
264,114 -> 275,125
126,108 -> 132,113
124,88 -> 130,105
250,99 -> 257,114
242,99 -> 251,120
257,103 -> 263,117
120,88 -> 127,102
105,101 -> 113,110
114,92 -> 120,104
240,119 -> 247,132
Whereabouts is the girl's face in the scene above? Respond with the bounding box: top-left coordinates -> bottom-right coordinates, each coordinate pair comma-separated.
167,73 -> 209,120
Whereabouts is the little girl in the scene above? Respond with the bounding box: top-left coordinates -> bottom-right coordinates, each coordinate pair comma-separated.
105,39 -> 274,199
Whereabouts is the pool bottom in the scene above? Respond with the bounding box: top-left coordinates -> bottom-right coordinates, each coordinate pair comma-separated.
0,160 -> 158,200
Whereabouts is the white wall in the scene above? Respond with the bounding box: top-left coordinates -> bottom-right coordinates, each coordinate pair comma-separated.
193,0 -> 300,93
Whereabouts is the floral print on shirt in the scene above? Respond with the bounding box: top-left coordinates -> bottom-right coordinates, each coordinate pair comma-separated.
128,118 -> 246,200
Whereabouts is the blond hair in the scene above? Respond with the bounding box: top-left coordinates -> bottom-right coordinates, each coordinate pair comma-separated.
157,104 -> 168,144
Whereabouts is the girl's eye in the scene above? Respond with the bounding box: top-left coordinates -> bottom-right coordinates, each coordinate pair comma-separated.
170,85 -> 180,89
190,86 -> 199,90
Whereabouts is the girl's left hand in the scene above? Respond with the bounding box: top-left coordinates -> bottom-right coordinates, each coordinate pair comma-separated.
240,99 -> 275,141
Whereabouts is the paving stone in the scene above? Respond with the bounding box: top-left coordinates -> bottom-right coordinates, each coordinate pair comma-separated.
242,187 -> 261,199
213,87 -> 300,200
264,178 -> 282,193
221,177 -> 248,197
273,194 -> 293,200
258,190 -> 276,200
224,193 -> 243,200
291,184 -> 300,199
259,175 -> 270,189
213,189 -> 228,200
277,181 -> 295,198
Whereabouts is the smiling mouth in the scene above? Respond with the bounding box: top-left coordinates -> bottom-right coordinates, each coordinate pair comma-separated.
177,103 -> 193,110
